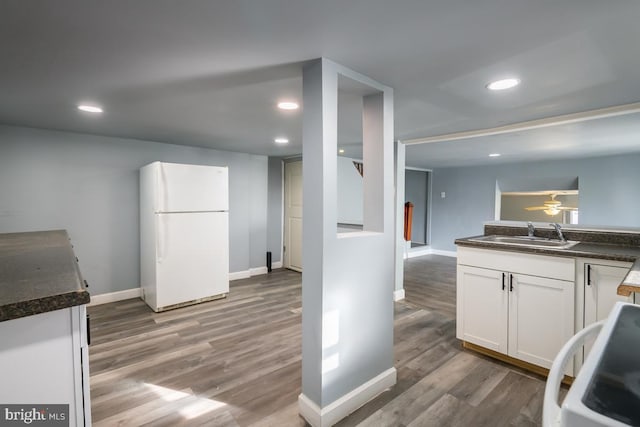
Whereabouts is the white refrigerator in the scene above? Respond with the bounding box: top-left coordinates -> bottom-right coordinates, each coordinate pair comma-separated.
140,161 -> 229,312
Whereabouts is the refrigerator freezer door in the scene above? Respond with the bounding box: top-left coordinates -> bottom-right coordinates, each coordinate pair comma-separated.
157,162 -> 228,212
155,212 -> 229,309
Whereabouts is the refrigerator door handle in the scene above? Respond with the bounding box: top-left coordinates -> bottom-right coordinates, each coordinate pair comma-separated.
156,215 -> 164,264
158,163 -> 167,213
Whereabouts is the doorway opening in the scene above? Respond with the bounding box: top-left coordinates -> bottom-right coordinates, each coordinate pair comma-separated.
404,168 -> 432,248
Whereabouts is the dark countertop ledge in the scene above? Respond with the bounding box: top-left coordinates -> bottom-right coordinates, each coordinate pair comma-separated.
0,230 -> 90,322
455,235 -> 640,297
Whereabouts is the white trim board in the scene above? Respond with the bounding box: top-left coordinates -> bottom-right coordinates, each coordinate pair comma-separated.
405,247 -> 458,259
229,271 -> 251,281
250,266 -> 268,276
230,265 -> 280,281
298,367 -> 397,427
405,166 -> 433,172
405,246 -> 431,259
89,288 -> 141,306
404,102 -> 640,145
430,249 -> 457,258
90,264 -> 286,306
393,289 -> 405,301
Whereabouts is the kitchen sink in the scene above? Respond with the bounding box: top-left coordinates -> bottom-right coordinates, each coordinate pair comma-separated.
469,235 -> 579,249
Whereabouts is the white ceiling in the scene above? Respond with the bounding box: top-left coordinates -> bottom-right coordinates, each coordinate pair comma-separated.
1,1 -> 640,166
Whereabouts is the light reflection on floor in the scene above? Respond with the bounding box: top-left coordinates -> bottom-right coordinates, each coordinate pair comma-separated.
145,383 -> 227,420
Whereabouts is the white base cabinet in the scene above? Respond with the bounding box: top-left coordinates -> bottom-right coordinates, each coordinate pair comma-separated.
0,305 -> 91,426
457,247 -> 575,375
575,258 -> 634,371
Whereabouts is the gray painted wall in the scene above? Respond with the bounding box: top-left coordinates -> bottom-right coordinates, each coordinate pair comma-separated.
0,125 -> 271,296
405,169 -> 428,244
430,153 -> 640,251
267,157 -> 283,264
249,156 -> 268,269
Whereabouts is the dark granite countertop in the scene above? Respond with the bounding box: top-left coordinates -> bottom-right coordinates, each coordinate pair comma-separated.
0,230 -> 90,322
455,232 -> 640,296
455,236 -> 640,262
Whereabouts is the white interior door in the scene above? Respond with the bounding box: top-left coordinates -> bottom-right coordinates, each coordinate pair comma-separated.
156,212 -> 229,309
284,161 -> 303,272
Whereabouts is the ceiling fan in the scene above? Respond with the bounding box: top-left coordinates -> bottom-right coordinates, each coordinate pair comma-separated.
524,194 -> 578,216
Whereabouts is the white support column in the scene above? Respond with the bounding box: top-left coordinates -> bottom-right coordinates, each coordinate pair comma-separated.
299,58 -> 396,427
394,141 -> 406,301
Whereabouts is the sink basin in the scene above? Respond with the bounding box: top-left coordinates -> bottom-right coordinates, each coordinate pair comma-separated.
469,235 -> 579,249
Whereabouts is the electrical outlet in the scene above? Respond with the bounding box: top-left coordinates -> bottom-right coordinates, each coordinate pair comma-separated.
441,192 -> 446,198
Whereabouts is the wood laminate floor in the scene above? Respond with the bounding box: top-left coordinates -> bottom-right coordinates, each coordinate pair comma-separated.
89,255 -> 553,426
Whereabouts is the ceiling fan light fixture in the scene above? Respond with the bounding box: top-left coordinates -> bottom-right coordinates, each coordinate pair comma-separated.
486,78 -> 520,91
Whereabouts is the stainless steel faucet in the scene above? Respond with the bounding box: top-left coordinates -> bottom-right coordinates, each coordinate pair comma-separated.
527,222 -> 535,237
550,223 -> 566,242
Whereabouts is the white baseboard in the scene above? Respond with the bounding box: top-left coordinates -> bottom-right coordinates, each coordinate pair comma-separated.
404,247 -> 458,259
393,289 -> 405,301
89,288 -> 141,306
230,265 -> 275,281
430,249 -> 457,258
298,367 -> 397,427
406,246 -> 432,259
250,266 -> 269,276
273,261 -> 283,269
229,270 -> 251,281
92,265 -> 283,303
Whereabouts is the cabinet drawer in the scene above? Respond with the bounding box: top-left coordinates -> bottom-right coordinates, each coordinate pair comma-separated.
458,246 -> 575,281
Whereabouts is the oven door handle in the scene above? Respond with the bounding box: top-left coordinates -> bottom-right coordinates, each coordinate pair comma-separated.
542,320 -> 605,427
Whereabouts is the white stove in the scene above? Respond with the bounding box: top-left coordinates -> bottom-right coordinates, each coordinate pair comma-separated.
544,302 -> 640,427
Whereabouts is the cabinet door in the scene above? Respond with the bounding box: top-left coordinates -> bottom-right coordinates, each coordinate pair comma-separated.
508,273 -> 574,374
585,263 -> 633,324
583,263 -> 633,359
457,265 -> 508,353
0,307 -> 87,426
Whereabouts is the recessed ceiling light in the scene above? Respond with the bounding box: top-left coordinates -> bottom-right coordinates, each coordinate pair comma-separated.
489,153 -> 501,157
274,137 -> 289,144
338,149 -> 345,154
77,104 -> 103,113
277,101 -> 299,110
486,78 -> 520,91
